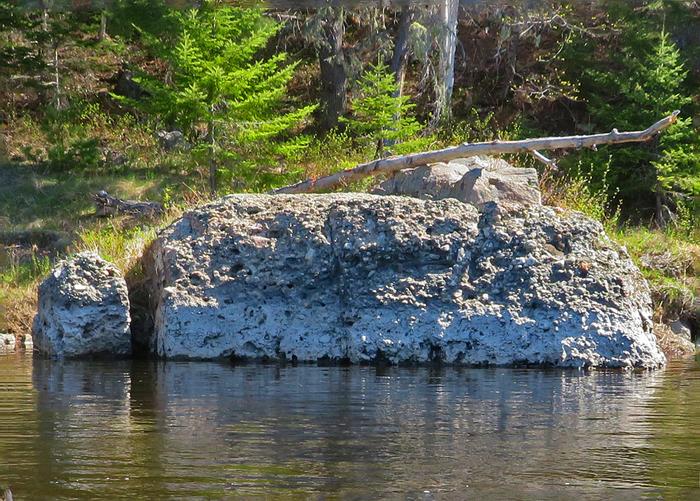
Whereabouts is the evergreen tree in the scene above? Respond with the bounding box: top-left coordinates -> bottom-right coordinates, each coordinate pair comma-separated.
131,1 -> 315,192
343,62 -> 424,158
0,3 -> 71,112
0,3 -> 45,78
581,24 -> 699,220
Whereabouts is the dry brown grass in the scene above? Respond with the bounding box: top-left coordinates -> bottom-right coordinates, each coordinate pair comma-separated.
0,283 -> 36,335
654,322 -> 696,359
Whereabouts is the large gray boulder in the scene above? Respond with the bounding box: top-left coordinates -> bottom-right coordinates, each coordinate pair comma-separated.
374,156 -> 541,207
144,194 -> 664,368
32,252 -> 131,358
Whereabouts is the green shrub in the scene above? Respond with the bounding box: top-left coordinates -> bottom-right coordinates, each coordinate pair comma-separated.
47,137 -> 101,171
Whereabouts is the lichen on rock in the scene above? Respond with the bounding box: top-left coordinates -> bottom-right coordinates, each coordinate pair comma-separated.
143,193 -> 665,368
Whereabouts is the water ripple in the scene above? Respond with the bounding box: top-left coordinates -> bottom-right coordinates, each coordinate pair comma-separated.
1,354 -> 700,499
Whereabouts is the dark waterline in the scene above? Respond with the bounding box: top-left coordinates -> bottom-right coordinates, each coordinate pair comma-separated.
2,353 -> 700,499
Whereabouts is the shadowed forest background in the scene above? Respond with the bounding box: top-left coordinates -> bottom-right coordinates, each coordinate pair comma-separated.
0,0 -> 698,340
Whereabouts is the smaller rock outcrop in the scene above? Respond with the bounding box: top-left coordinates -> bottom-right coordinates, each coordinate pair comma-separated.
32,252 -> 131,358
0,333 -> 15,353
374,156 -> 541,208
654,322 -> 695,358
670,319 -> 693,341
0,334 -> 32,354
156,130 -> 188,151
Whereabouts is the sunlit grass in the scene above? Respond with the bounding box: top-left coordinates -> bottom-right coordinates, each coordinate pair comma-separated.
613,226 -> 698,321
0,161 -> 198,333
78,223 -> 159,274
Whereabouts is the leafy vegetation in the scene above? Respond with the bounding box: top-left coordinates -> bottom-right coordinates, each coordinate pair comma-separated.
127,2 -> 316,192
342,62 -> 428,158
571,21 -> 700,218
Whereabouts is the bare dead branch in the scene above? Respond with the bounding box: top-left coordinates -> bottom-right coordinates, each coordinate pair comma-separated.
93,191 -> 163,218
273,111 -> 679,194
530,150 -> 558,170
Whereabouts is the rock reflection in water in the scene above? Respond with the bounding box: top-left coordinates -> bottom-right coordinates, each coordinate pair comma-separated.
2,356 -> 700,499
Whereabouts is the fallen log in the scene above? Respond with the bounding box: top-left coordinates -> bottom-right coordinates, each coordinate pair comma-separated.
273,111 -> 679,194
93,190 -> 164,218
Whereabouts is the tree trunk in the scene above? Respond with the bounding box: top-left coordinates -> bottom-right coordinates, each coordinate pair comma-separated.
380,6 -> 415,155
318,7 -> 347,132
207,119 -> 217,194
53,44 -> 61,109
99,11 -> 108,41
390,5 -> 414,96
433,0 -> 459,125
93,191 -> 164,218
40,6 -> 50,106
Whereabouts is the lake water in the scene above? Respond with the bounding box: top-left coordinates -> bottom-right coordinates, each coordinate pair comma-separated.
1,353 -> 700,499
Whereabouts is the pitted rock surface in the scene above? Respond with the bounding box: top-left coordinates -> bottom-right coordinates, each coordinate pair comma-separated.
32,252 -> 131,358
144,194 -> 664,368
375,156 -> 541,207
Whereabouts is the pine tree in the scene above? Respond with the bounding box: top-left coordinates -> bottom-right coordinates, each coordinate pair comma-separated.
343,62 -> 424,158
0,3 -> 71,112
582,24 -> 699,220
131,1 -> 315,192
0,3 -> 45,79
